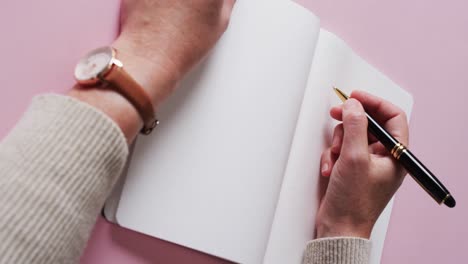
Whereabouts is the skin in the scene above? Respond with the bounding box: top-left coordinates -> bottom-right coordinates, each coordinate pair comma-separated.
69,0 -> 236,143
69,0 -> 409,240
317,91 -> 409,238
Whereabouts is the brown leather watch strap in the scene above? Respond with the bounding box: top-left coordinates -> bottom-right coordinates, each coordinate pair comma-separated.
104,64 -> 158,135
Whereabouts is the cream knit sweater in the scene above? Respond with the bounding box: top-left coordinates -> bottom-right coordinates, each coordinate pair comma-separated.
0,95 -> 371,264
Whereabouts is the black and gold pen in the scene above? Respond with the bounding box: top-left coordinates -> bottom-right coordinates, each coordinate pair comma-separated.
333,87 -> 456,208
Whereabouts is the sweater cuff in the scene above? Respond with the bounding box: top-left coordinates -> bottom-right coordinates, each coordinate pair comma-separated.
303,237 -> 371,264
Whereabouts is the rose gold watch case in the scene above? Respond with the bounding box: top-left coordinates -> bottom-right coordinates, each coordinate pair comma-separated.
74,46 -> 122,86
74,46 -> 158,134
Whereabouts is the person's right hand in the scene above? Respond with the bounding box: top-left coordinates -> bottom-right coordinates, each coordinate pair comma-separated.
316,90 -> 409,239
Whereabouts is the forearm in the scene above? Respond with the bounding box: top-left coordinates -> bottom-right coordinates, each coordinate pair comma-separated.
69,44 -> 178,144
0,95 -> 128,263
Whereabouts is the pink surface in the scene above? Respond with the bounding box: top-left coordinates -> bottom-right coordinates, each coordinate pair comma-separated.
0,0 -> 466,263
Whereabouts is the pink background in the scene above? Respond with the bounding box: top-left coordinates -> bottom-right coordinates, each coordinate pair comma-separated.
0,0 -> 466,263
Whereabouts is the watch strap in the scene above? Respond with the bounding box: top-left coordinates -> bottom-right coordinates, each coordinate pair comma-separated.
105,64 -> 158,135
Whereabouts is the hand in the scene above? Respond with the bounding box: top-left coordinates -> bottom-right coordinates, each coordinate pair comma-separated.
316,90 -> 409,239
70,0 -> 235,142
113,0 -> 236,106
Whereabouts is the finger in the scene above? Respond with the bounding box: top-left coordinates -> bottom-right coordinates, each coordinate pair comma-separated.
331,124 -> 344,155
320,148 -> 335,177
330,92 -> 409,146
331,106 -> 378,145
224,0 -> 236,10
350,90 -> 409,146
340,99 -> 369,162
369,142 -> 387,155
368,133 -> 379,144
222,0 -> 236,23
330,105 -> 342,121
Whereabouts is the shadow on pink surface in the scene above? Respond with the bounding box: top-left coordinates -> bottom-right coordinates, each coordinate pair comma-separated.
81,217 -> 232,264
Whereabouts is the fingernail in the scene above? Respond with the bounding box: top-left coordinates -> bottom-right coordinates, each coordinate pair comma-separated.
321,163 -> 329,174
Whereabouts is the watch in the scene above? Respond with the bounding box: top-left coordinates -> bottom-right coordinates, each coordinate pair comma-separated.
74,46 -> 158,135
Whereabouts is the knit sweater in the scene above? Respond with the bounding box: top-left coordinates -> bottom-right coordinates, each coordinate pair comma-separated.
0,95 -> 371,264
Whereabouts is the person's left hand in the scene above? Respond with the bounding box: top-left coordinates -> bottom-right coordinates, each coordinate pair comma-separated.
70,0 -> 236,142
113,0 -> 237,106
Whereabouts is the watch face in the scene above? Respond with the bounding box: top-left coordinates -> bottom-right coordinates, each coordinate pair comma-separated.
74,46 -> 114,83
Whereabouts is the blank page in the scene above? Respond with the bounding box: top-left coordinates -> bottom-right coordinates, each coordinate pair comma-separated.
114,1 -> 320,263
264,29 -> 413,264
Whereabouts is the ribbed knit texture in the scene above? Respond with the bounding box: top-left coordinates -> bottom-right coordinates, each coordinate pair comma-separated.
0,95 -> 128,264
0,94 -> 371,264
303,237 -> 371,264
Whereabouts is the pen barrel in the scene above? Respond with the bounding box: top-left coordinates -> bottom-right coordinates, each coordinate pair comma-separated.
397,149 -> 450,204
365,113 -> 450,204
366,113 -> 400,148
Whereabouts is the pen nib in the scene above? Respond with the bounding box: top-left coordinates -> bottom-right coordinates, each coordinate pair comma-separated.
333,87 -> 349,102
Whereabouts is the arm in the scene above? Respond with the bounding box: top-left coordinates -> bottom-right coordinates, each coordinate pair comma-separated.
303,91 -> 409,264
0,1 -> 235,263
70,0 -> 236,143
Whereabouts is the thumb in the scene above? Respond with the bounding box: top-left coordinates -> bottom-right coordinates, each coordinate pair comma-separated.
341,99 -> 369,161
222,0 -> 237,19
220,0 -> 236,31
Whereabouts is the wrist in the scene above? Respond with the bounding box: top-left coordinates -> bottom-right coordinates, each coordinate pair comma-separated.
112,37 -> 180,108
316,215 -> 373,239
70,39 -> 180,142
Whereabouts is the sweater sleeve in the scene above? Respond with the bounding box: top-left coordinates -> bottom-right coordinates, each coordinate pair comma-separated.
303,237 -> 371,264
0,95 -> 129,264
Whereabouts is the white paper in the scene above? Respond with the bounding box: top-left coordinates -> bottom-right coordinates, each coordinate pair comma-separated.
112,1 -> 320,263
263,29 -> 413,264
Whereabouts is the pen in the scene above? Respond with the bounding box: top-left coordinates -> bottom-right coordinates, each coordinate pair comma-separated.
333,87 -> 456,208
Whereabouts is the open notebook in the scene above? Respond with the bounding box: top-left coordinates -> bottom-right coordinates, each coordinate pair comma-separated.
104,0 -> 413,263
